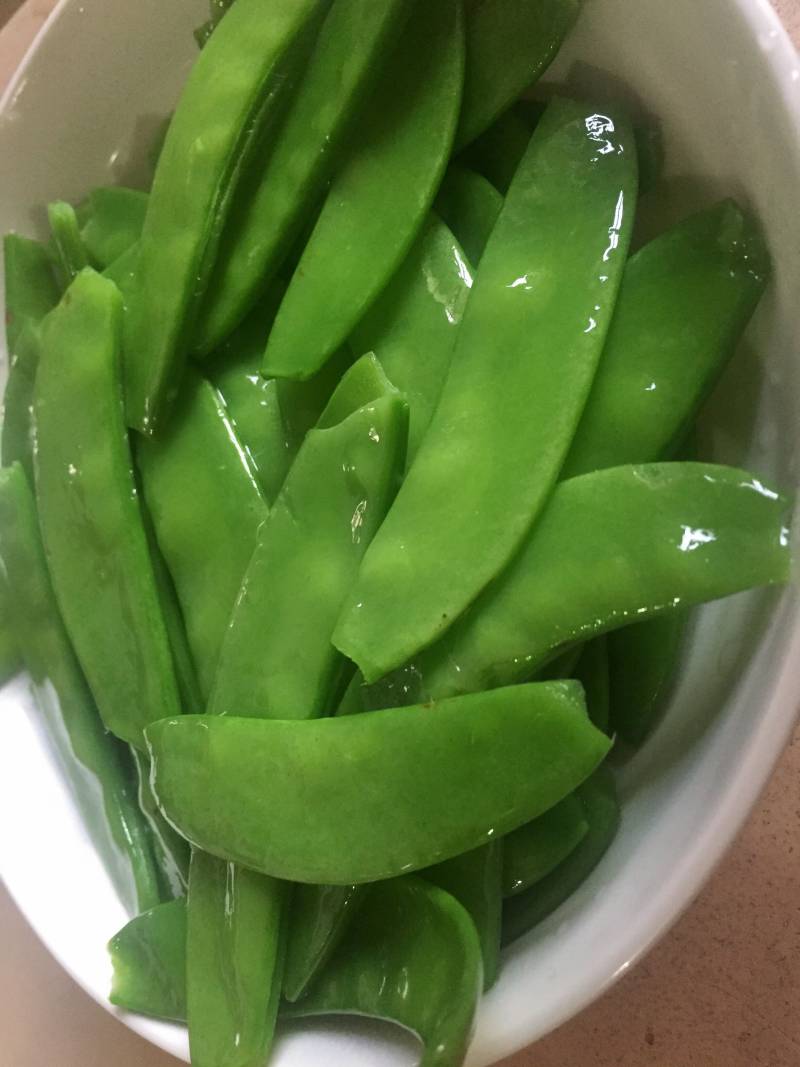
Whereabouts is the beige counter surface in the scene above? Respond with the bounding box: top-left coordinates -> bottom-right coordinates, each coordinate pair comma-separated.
1,2 -> 799,1065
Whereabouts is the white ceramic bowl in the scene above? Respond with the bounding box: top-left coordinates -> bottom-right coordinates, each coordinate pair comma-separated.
1,1 -> 799,1064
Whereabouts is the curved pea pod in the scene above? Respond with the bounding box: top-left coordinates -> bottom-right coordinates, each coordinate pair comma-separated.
409,463 -> 790,701
2,323 -> 40,485
124,0 -> 331,433
286,878 -> 482,1067
283,884 -> 362,1003
262,0 -> 465,381
187,851 -> 287,1067
109,899 -> 187,1021
0,572 -> 20,686
456,0 -> 583,150
608,612 -> 688,747
502,793 -> 588,898
0,465 -> 162,914
574,635 -> 611,733
34,270 -> 180,748
434,165 -> 503,265
425,841 -> 503,990
47,201 -> 89,289
79,187 -> 148,269
563,200 -> 769,478
131,748 -> 190,899
334,97 -> 638,683
146,530 -> 203,714
147,681 -> 610,884
350,216 -> 471,463
137,371 -> 267,698
3,233 -> 59,351
502,766 -> 620,945
209,355 -> 407,721
458,107 -> 533,194
193,0 -> 414,357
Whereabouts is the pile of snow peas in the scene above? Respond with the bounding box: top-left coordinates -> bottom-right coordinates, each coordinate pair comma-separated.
0,0 -> 791,1064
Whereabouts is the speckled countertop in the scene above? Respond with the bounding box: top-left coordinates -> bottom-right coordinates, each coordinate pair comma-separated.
1,2 -> 798,1065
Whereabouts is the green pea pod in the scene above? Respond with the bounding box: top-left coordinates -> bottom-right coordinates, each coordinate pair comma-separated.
458,107 -> 533,194
146,529 -> 203,713
335,97 -> 638,683
0,464 -> 162,913
563,200 -> 769,477
608,612 -> 688,747
2,323 -> 41,485
3,234 -> 60,351
425,841 -> 503,990
262,0 -> 465,381
102,238 -> 139,295
137,371 -> 268,698
187,850 -> 288,1067
456,0 -> 584,150
434,165 -> 503,265
124,0 -> 331,433
283,883 -> 362,1003
109,898 -> 188,1021
193,0 -> 414,357
350,216 -> 471,463
574,635 -> 611,733
80,187 -> 149,269
147,681 -> 610,884
502,766 -> 620,945
131,748 -> 190,899
47,201 -> 89,289
209,355 -> 407,720
502,793 -> 588,898
0,571 -> 21,685
406,463 -> 789,702
287,878 -> 482,1067
34,270 -> 180,748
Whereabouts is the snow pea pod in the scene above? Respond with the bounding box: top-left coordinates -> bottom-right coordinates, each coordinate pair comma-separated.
608,612 -> 688,747
456,0 -> 583,149
262,0 -> 465,381
425,841 -> 503,990
131,748 -> 190,899
109,898 -> 188,1021
137,371 -> 267,698
406,463 -> 790,703
502,766 -> 620,944
335,97 -> 638,682
287,878 -> 482,1067
350,216 -> 471,463
502,793 -> 588,898
283,883 -> 362,1002
47,201 -> 89,288
194,0 -> 413,356
34,270 -> 180,748
2,323 -> 40,485
0,464 -> 162,914
0,573 -> 20,685
434,165 -> 503,266
147,681 -> 610,884
124,0 -> 330,433
459,107 -> 533,194
563,200 -> 769,477
80,187 -> 148,269
209,355 -> 407,720
3,233 -> 59,351
187,850 -> 288,1067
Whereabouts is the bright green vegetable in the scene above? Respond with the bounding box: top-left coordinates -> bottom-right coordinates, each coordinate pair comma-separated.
335,98 -> 638,683
131,747 -> 190,899
34,270 -> 181,748
458,107 -> 533,193
147,681 -> 610,884
502,793 -> 588,897
283,883 -> 362,1003
502,766 -> 620,944
137,371 -> 268,698
262,0 -> 465,380
2,323 -> 41,485
403,463 -> 789,703
434,165 -> 503,265
456,0 -> 583,149
287,878 -> 482,1067
193,0 -> 414,356
47,201 -> 89,288
80,187 -> 149,269
2,234 -> 59,351
109,899 -> 188,1020
187,850 -> 287,1067
0,464 -> 162,913
124,0 -> 331,432
0,571 -> 20,685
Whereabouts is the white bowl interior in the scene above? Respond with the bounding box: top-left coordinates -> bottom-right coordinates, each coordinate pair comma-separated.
1,1 -> 798,1065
